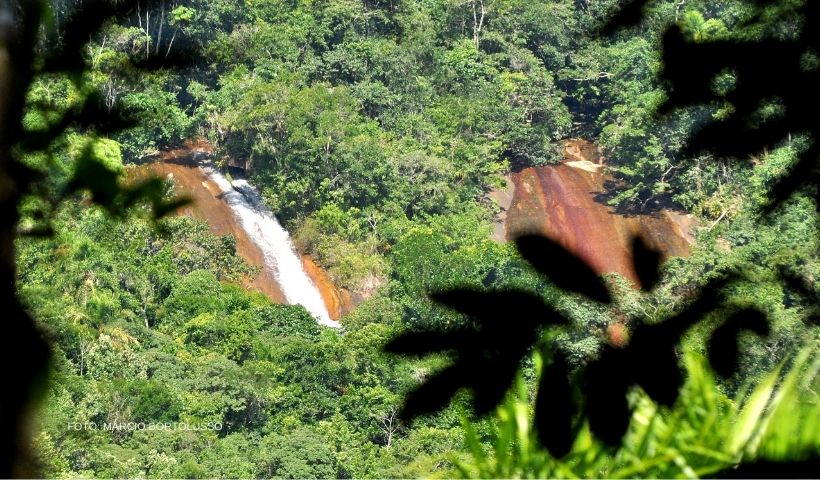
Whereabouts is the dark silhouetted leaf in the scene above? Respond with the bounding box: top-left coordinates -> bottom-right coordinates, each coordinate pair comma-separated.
515,235 -> 611,303
65,145 -> 121,207
762,149 -> 820,215
383,330 -> 477,357
400,365 -> 466,420
132,47 -> 200,71
40,0 -> 118,75
18,225 -> 55,237
0,0 -> 199,474
778,267 -> 820,323
626,275 -> 732,405
149,197 -> 191,220
389,0 -> 819,463
714,457 -> 820,478
599,0 -> 647,36
386,288 -> 570,421
20,94 -> 134,152
631,343 -> 682,407
708,308 -> 770,378
534,353 -> 575,458
41,0 -> 167,75
584,274 -> 732,444
632,236 -> 661,291
430,288 -> 569,328
651,9 -> 819,211
8,158 -> 42,187
585,350 -> 632,446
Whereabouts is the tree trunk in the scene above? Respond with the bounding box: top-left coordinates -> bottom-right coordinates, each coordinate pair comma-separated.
155,0 -> 164,55
165,28 -> 178,59
0,1 -> 52,476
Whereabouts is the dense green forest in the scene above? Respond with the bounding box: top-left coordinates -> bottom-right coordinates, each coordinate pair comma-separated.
10,0 -> 819,477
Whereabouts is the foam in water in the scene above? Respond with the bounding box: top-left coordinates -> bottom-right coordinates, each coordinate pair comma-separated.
200,164 -> 337,328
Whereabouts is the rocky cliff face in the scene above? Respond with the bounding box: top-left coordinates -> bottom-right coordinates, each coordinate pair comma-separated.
128,142 -> 354,321
499,140 -> 696,286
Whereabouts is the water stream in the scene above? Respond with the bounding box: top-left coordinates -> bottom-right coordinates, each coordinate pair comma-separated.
200,164 -> 337,328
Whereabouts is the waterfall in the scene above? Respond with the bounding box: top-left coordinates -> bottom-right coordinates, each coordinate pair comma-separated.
200,164 -> 337,328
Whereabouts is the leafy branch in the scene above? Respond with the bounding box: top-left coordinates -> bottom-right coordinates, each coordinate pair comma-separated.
385,234 -> 774,457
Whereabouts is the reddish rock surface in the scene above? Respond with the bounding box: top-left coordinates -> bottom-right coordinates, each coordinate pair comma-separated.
503,140 -> 696,287
127,142 -> 353,320
301,255 -> 355,320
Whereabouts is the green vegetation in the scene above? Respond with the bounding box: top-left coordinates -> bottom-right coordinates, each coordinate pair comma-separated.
13,0 -> 819,477
21,205 -> 454,478
456,348 -> 819,478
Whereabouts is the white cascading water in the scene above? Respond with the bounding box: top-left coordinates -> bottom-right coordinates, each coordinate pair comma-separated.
200,163 -> 337,328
